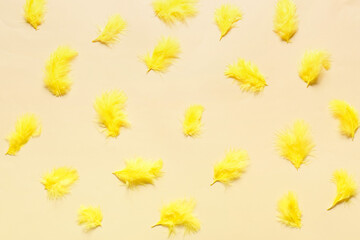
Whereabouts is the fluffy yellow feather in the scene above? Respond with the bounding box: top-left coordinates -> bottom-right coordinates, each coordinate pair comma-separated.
152,199 -> 200,236
152,0 -> 198,24
183,105 -> 204,137
78,205 -> 103,231
6,113 -> 41,155
41,167 -> 79,199
44,46 -> 78,96
215,4 -> 243,40
143,36 -> 180,73
93,14 -> 126,45
24,0 -> 46,30
113,158 -> 163,188
273,0 -> 298,42
298,50 -> 331,87
277,191 -> 302,228
94,90 -> 130,137
328,169 -> 357,210
225,59 -> 267,93
276,120 -> 314,169
212,149 -> 249,186
329,100 -> 359,140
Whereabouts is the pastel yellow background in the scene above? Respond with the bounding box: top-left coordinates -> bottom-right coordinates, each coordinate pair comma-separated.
1,0 -> 360,239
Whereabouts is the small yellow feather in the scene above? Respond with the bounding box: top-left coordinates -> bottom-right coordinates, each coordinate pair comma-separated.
6,113 -> 41,155
329,100 -> 359,140
152,199 -> 200,236
94,90 -> 130,137
24,0 -> 46,30
276,120 -> 314,170
44,46 -> 78,97
215,4 -> 243,40
277,191 -> 302,228
93,14 -> 126,45
298,50 -> 331,87
225,59 -> 267,93
41,167 -> 79,199
183,105 -> 204,137
273,0 -> 298,42
78,205 -> 103,231
152,0 -> 198,24
328,169 -> 357,210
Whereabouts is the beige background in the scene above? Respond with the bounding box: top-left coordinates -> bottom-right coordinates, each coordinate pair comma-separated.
1,0 -> 360,239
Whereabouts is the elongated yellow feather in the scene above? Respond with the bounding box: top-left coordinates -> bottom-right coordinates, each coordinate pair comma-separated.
143,36 -> 180,73
24,0 -> 46,30
44,46 -> 78,96
329,100 -> 359,140
41,167 -> 79,199
152,199 -> 200,236
328,169 -> 357,210
113,158 -> 163,188
93,14 -> 126,45
212,149 -> 249,186
183,105 -> 204,137
276,120 -> 314,169
215,4 -> 242,40
298,50 -> 331,87
94,90 -> 130,137
6,113 -> 41,155
152,0 -> 198,24
277,191 -> 302,228
225,59 -> 267,93
273,0 -> 298,42
78,205 -> 103,231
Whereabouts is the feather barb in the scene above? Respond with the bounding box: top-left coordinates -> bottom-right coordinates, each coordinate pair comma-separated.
24,0 -> 46,30
328,169 -> 357,210
273,0 -> 298,42
277,191 -> 302,228
93,14 -> 126,45
215,4 -> 242,40
152,0 -> 198,24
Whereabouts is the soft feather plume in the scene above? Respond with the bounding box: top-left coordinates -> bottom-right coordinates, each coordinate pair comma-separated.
152,199 -> 200,236
212,149 -> 249,186
183,105 -> 204,137
273,0 -> 298,42
41,167 -> 79,199
215,4 -> 242,40
298,50 -> 331,87
44,46 -> 78,96
94,90 -> 130,137
328,169 -> 357,210
152,0 -> 198,24
113,158 -> 163,188
277,191 -> 302,228
329,100 -> 359,140
225,59 -> 267,93
143,36 -> 180,73
276,120 -> 314,169
24,0 -> 46,30
93,14 -> 126,45
6,113 -> 41,155
78,205 -> 103,231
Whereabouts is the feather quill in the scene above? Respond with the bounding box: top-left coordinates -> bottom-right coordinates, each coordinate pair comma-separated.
273,0 -> 298,42
24,0 -> 46,30
93,14 -> 126,45
215,4 -> 243,40
6,113 -> 41,155
152,0 -> 198,24
276,120 -> 314,169
277,191 -> 302,228
78,205 -> 103,231
183,105 -> 204,137
329,100 -> 359,140
328,169 -> 357,210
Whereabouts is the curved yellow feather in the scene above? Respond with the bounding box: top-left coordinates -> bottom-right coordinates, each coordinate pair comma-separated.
215,4 -> 242,40
183,105 -> 204,137
277,191 -> 302,228
93,14 -> 126,45
24,0 -> 46,30
152,0 -> 198,24
273,0 -> 298,42
78,205 -> 103,231
328,169 -> 357,210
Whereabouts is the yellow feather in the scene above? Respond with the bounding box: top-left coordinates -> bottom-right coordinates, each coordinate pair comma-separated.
143,36 -> 180,73
225,59 -> 267,93
41,167 -> 79,199
183,105 -> 204,137
24,0 -> 46,30
212,149 -> 249,186
6,113 -> 41,155
77,205 -> 103,231
152,199 -> 200,236
276,120 -> 314,169
273,0 -> 298,42
44,46 -> 78,97
277,191 -> 302,228
94,90 -> 130,137
93,14 -> 126,45
113,158 -> 163,188
328,169 -> 357,210
329,100 -> 359,140
152,0 -> 198,24
298,50 -> 331,87
214,4 -> 242,40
